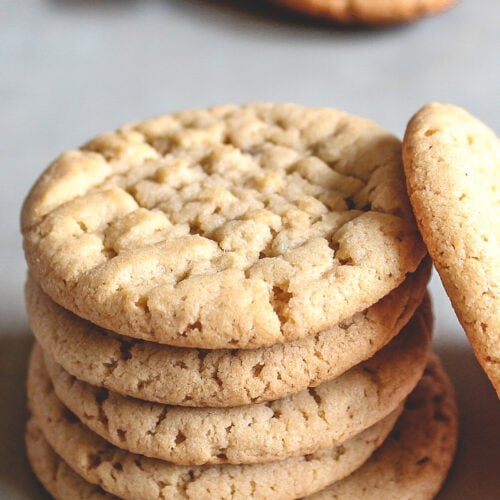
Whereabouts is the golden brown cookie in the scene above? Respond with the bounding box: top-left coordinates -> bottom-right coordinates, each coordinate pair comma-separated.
403,103 -> 500,397
22,104 -> 425,349
309,353 -> 458,499
39,301 -> 430,465
273,0 -> 457,25
25,259 -> 430,407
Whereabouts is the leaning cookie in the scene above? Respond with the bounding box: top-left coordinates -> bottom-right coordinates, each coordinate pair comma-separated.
27,370 -> 400,499
403,103 -> 500,397
272,0 -> 457,25
22,104 -> 425,349
39,302 -> 430,465
309,353 -> 458,499
25,259 -> 430,407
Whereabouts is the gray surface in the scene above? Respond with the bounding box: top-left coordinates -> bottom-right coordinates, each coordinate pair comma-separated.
1,0 -> 499,498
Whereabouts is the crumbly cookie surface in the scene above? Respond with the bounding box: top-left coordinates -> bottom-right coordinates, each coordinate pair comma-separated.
39,303 -> 430,465
25,259 -> 430,407
22,104 -> 425,348
27,354 -> 400,500
403,103 -> 500,397
273,0 -> 457,24
309,352 -> 458,499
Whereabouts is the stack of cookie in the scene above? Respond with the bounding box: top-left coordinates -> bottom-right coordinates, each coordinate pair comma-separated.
21,104 -> 458,499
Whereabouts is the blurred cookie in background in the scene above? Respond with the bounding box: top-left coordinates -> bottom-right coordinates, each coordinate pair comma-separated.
272,0 -> 457,25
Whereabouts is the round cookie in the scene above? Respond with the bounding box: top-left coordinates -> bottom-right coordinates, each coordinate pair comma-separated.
27,365 -> 400,499
22,104 -> 425,349
25,259 -> 431,407
26,420 -> 117,500
39,303 -> 430,465
403,103 -> 500,397
309,353 -> 458,499
273,0 -> 457,25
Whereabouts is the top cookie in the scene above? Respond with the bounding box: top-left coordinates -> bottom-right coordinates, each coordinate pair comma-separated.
22,104 -> 425,349
403,103 -> 500,397
273,0 -> 457,25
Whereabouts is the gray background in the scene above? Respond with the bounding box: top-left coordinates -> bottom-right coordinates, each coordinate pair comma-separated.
1,0 -> 499,498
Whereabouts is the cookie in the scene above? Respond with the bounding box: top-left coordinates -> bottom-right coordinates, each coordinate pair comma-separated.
27,369 -> 400,499
309,353 -> 458,499
25,259 -> 430,407
403,103 -> 500,397
39,300 -> 430,465
273,0 -> 457,25
26,412 -> 398,500
22,104 -> 425,349
26,419 -> 117,500
26,356 -> 456,500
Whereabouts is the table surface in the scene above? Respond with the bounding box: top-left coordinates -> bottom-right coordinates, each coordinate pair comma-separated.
1,1 -> 499,498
